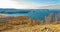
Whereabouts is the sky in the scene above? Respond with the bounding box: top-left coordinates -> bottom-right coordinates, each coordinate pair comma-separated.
0,0 -> 60,9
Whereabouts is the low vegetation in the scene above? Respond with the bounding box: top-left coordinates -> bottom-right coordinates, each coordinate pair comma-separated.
0,16 -> 60,32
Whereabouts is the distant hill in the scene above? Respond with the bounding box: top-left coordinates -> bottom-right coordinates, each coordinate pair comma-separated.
0,9 -> 32,14
38,5 -> 60,9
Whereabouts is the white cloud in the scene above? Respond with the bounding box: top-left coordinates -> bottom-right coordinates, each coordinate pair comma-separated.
0,0 -> 60,9
0,0 -> 16,8
0,0 -> 40,9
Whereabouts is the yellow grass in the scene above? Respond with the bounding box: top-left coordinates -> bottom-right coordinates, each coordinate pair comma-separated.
1,24 -> 60,32
0,16 -> 60,32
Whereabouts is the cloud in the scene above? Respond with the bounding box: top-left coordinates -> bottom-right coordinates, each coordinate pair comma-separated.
0,0 -> 40,9
11,0 -> 41,9
0,0 -> 18,8
0,0 -> 60,9
9,0 -> 60,9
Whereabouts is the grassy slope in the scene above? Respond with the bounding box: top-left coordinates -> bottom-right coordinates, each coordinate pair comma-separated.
1,24 -> 60,32
0,16 -> 60,32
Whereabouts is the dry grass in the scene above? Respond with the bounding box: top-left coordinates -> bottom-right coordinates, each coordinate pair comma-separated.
0,24 -> 60,32
0,16 -> 60,32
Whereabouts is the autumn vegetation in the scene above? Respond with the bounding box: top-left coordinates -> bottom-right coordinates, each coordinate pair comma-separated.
0,16 -> 43,31
0,13 -> 60,32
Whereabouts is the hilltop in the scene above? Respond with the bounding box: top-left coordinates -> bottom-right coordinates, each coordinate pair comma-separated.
0,16 -> 60,32
0,16 -> 43,31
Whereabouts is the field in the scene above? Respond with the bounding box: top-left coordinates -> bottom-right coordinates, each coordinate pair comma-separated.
0,24 -> 60,32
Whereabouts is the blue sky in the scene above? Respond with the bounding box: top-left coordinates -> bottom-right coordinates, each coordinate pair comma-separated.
19,0 -> 60,5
